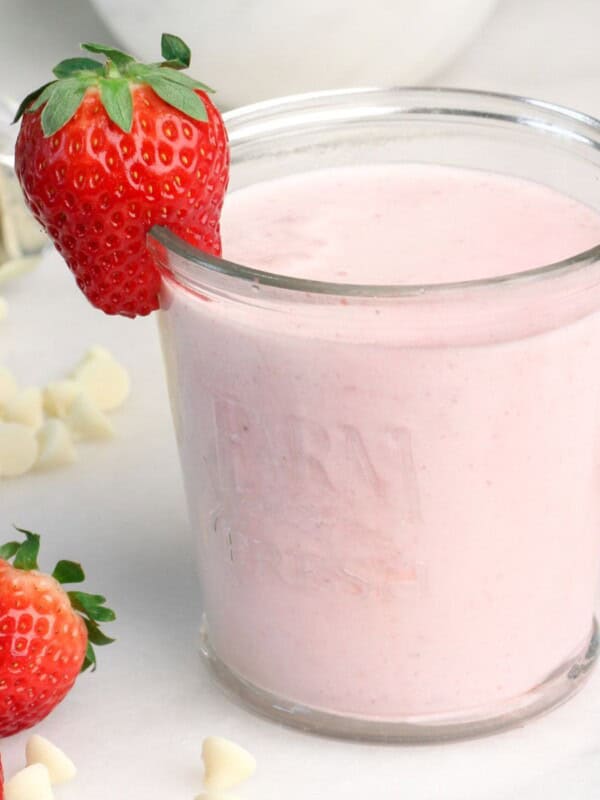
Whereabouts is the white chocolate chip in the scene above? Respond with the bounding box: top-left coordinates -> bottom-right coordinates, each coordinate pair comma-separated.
0,422 -> 38,477
86,345 -> 112,360
0,365 -> 17,406
202,737 -> 256,792
0,296 -> 7,320
71,347 -> 130,411
36,419 -> 77,470
5,764 -> 54,800
3,387 -> 43,430
65,393 -> 114,440
0,258 -> 36,286
26,734 -> 77,785
43,380 -> 82,418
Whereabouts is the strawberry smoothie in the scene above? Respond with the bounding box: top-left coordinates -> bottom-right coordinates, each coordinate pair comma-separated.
158,163 -> 600,730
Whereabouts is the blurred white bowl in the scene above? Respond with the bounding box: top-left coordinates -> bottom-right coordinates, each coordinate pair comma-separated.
89,0 -> 498,109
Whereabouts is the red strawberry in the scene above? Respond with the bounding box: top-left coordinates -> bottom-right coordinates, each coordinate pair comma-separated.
0,528 -> 115,737
0,752 -> 3,798
14,33 -> 229,317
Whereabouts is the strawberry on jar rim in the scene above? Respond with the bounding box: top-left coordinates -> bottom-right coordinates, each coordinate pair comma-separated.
14,34 -> 229,318
0,528 -> 115,737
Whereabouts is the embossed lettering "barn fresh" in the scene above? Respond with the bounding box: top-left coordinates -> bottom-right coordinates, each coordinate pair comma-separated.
200,396 -> 424,596
207,509 -> 425,597
212,396 -> 421,515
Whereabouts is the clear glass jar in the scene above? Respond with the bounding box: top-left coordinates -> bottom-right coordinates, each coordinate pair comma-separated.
150,88 -> 600,742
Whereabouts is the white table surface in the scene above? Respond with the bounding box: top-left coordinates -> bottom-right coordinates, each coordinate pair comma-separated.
2,1 -> 600,798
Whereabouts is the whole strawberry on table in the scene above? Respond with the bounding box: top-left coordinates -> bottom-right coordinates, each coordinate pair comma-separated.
0,529 -> 114,737
14,33 -> 229,317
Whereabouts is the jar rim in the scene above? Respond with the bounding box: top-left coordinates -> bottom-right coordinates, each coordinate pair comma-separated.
149,86 -> 600,299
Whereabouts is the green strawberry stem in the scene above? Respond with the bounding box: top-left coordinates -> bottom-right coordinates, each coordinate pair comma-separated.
13,33 -> 214,136
0,528 -> 115,673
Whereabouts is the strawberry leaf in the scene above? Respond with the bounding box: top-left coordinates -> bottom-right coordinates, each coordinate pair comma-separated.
41,79 -> 87,136
158,59 -> 190,71
68,591 -> 107,612
52,560 -> 85,584
53,57 -> 103,79
12,528 -> 40,570
0,541 -> 20,560
67,589 -> 116,672
146,76 -> 207,122
12,81 -> 56,123
68,590 -> 115,621
89,606 -> 116,622
161,33 -> 191,68
152,67 -> 214,93
84,617 -> 115,646
29,83 -> 58,114
81,42 -> 135,71
82,642 -> 96,673
99,77 -> 133,133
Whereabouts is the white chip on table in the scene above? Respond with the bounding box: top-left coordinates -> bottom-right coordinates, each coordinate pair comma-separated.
202,736 -> 257,791
86,345 -> 112,360
0,422 -> 38,477
4,763 -> 54,800
71,346 -> 130,412
43,379 -> 82,418
2,386 -> 43,430
0,258 -> 37,286
26,734 -> 77,785
0,365 -> 17,407
36,419 -> 77,470
65,393 -> 114,440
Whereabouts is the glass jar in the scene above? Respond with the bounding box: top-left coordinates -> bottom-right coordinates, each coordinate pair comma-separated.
150,88 -> 600,742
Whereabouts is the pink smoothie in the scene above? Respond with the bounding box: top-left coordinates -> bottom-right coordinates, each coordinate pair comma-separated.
159,164 -> 600,719
221,164 -> 600,283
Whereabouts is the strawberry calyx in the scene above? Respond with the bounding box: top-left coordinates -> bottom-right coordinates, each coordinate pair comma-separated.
0,527 -> 115,673
13,32 -> 214,137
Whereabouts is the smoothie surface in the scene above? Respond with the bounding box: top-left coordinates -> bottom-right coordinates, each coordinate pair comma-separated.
221,164 -> 600,284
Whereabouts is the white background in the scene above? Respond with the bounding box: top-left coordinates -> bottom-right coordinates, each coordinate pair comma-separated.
2,1 -> 600,798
